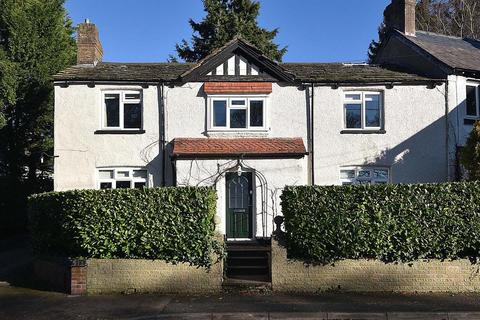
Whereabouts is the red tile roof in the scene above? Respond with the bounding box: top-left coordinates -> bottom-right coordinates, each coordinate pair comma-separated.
173,138 -> 307,158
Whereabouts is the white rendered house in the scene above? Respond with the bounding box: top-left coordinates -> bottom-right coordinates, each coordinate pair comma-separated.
53,0 -> 480,243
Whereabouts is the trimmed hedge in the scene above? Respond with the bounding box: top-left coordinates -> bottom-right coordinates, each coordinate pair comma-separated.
281,182 -> 480,264
29,187 -> 222,268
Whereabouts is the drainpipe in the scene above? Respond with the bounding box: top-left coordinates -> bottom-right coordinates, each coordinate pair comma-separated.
159,83 -> 166,186
310,83 -> 315,185
444,81 -> 450,181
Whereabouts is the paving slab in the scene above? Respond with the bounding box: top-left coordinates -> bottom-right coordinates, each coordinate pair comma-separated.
449,313 -> 480,320
269,312 -> 328,319
327,312 -> 387,319
387,312 -> 448,320
212,313 -> 268,319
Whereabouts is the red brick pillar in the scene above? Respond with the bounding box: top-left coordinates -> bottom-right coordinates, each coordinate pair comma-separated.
69,259 -> 87,295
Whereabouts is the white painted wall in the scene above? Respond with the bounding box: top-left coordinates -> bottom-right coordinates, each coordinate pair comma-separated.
313,84 -> 449,184
175,158 -> 308,238
54,84 -> 162,191
54,80 -> 450,236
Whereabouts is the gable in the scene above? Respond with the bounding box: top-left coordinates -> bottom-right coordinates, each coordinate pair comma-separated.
180,37 -> 294,83
206,54 -> 261,76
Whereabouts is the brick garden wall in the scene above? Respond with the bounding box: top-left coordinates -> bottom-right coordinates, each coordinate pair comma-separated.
86,259 -> 223,294
271,239 -> 480,293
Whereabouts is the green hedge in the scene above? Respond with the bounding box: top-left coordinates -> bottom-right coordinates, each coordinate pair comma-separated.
281,182 -> 480,264
29,187 -> 222,268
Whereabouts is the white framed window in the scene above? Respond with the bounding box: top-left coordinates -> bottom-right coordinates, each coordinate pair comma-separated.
209,95 -> 267,131
97,168 -> 148,189
102,91 -> 143,130
340,166 -> 389,185
466,82 -> 479,119
344,91 -> 382,130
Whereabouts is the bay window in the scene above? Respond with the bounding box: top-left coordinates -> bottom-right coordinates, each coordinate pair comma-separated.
102,91 -> 142,130
97,168 -> 148,189
210,96 -> 267,130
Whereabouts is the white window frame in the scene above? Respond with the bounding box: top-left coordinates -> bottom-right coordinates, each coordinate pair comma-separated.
343,91 -> 383,130
97,167 -> 148,189
208,95 -> 268,131
339,166 -> 390,185
465,82 -> 480,119
101,90 -> 143,130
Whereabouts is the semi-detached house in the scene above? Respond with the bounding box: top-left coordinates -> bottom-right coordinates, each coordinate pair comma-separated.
53,0 -> 480,279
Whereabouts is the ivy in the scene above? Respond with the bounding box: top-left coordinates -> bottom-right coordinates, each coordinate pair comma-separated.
28,187 -> 223,268
281,182 -> 480,264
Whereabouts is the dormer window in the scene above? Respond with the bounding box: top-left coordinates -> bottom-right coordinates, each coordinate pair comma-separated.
209,96 -> 267,131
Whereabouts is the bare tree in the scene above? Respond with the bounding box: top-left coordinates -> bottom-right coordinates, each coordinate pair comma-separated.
416,0 -> 480,39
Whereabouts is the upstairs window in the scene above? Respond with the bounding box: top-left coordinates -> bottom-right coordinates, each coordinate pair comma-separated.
103,91 -> 142,130
340,167 -> 389,185
344,92 -> 382,130
210,96 -> 267,130
97,168 -> 148,189
466,83 -> 479,119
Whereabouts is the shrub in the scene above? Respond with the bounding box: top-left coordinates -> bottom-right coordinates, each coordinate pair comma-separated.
281,182 -> 480,264
29,187 -> 222,268
460,120 -> 480,180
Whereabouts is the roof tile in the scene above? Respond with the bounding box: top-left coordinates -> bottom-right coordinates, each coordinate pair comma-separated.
173,138 -> 307,158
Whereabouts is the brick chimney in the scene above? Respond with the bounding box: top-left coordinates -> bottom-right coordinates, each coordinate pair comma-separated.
384,0 -> 416,36
76,19 -> 103,65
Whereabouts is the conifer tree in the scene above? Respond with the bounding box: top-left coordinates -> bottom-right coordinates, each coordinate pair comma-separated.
0,0 -> 76,232
173,0 -> 286,62
460,121 -> 480,181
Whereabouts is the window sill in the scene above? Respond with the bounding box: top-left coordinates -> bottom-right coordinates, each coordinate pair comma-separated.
94,129 -> 145,135
340,129 -> 386,135
464,118 -> 478,125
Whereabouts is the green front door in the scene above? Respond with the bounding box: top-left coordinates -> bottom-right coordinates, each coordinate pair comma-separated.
226,172 -> 253,239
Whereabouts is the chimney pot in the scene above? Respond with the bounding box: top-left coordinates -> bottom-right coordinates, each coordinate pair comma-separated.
384,0 -> 416,36
76,20 -> 103,65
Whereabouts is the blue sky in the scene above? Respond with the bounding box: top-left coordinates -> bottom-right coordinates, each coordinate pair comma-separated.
65,0 -> 390,63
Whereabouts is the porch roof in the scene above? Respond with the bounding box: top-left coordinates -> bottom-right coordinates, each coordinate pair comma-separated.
172,138 -> 307,159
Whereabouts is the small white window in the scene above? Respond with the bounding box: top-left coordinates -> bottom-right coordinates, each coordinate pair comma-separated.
97,168 -> 148,189
466,83 -> 479,119
340,167 -> 389,185
209,96 -> 267,131
344,92 -> 382,130
102,91 -> 142,130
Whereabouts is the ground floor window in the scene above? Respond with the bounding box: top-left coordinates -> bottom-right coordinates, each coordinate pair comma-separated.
97,168 -> 148,189
340,166 -> 389,185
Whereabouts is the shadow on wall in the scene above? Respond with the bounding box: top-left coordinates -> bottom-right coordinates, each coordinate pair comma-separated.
361,94 -> 464,183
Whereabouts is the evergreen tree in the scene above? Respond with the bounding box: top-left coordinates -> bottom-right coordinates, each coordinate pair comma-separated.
368,22 -> 388,63
0,0 -> 76,232
460,121 -> 480,181
173,0 -> 286,62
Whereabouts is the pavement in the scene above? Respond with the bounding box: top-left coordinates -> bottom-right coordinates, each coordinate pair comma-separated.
2,235 -> 480,319
2,286 -> 480,319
